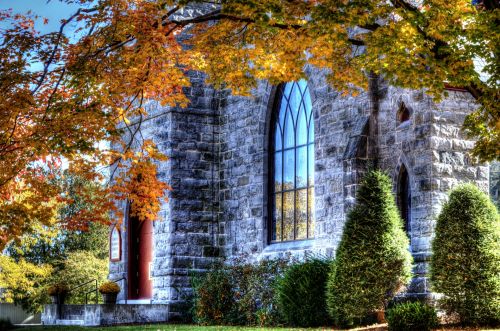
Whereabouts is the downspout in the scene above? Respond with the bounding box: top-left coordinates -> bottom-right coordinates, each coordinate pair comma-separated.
368,72 -> 380,166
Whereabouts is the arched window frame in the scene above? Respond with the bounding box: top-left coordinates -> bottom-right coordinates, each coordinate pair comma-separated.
109,225 -> 122,262
397,103 -> 411,124
397,164 -> 411,235
268,80 -> 315,243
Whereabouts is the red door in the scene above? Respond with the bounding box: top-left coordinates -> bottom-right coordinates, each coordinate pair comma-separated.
128,216 -> 153,300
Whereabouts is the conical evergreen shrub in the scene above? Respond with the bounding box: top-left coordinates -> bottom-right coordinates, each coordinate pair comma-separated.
430,184 -> 500,325
326,170 -> 413,327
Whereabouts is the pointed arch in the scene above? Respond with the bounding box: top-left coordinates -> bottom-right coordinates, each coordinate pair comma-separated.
268,79 -> 315,242
397,102 -> 411,124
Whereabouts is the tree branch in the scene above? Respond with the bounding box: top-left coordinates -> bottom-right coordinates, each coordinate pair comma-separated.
31,6 -> 99,95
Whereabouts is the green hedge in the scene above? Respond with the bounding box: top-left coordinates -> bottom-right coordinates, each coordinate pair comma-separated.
192,266 -> 235,325
326,170 -> 413,327
430,184 -> 500,325
386,301 -> 438,331
192,258 -> 289,326
276,258 -> 332,326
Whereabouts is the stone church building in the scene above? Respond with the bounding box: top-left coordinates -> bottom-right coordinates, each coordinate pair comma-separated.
108,64 -> 492,318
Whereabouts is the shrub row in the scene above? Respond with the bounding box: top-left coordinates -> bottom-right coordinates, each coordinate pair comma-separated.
386,301 -> 438,331
191,257 -> 290,326
276,258 -> 331,326
192,172 -> 500,328
192,256 -> 332,327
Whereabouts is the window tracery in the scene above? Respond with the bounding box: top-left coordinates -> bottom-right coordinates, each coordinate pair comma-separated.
270,80 -> 315,242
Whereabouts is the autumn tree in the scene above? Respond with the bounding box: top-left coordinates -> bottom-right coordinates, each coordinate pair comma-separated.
0,0 -> 498,247
0,255 -> 53,313
1,173 -> 110,312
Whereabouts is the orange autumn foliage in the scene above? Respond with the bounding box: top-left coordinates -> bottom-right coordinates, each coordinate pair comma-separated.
0,0 -> 498,248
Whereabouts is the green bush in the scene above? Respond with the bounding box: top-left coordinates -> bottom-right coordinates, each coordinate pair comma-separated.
228,257 -> 289,326
386,301 -> 438,331
430,184 -> 500,326
191,257 -> 290,326
276,258 -> 332,327
326,170 -> 413,327
192,266 -> 235,325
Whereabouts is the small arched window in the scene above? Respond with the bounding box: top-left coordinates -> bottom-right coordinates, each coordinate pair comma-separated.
270,80 -> 315,242
397,103 -> 411,124
110,226 -> 121,262
397,165 -> 411,234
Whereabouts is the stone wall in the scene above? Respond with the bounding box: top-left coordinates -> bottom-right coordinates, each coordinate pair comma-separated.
219,69 -> 374,261
490,162 -> 500,208
155,74 -> 223,317
377,85 -> 489,297
109,66 -> 491,311
42,304 -> 169,326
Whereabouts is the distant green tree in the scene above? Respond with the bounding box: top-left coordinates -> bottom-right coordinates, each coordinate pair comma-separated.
0,255 -> 52,313
50,251 -> 109,304
326,170 -> 413,327
6,222 -> 108,264
430,184 -> 500,325
6,172 -> 109,263
2,173 -> 109,312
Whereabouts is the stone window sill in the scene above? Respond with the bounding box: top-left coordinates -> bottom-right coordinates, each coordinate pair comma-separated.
396,120 -> 411,130
263,239 -> 315,253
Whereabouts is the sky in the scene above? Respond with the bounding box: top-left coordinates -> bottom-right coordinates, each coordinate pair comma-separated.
0,0 -> 81,34
0,0 -> 491,83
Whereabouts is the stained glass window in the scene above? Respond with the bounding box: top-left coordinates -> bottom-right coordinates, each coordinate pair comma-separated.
271,80 -> 315,242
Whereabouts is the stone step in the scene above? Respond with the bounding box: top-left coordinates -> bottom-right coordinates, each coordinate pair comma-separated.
55,319 -> 85,326
62,314 -> 85,320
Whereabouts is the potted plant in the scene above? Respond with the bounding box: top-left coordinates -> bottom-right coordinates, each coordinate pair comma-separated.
99,281 -> 120,304
48,284 -> 69,305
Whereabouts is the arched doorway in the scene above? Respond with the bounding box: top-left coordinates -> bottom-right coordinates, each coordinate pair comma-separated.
128,210 -> 153,300
397,165 -> 411,234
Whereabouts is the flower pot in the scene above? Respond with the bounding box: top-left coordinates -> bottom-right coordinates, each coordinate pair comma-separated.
102,292 -> 118,304
376,309 -> 386,323
50,294 -> 66,305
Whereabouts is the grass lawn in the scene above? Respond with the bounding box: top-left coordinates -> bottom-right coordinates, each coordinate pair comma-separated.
17,326 -> 331,331
15,325 -> 500,331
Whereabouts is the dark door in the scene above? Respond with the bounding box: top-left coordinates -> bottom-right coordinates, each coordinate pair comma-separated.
128,215 -> 153,300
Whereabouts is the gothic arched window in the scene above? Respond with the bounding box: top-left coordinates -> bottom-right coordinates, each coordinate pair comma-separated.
397,103 -> 411,124
397,165 -> 411,234
110,226 -> 121,262
270,80 -> 315,242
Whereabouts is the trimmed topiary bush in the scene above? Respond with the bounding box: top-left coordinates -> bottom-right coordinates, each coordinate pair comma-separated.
430,184 -> 500,326
326,170 -> 413,327
276,258 -> 332,327
386,301 -> 438,331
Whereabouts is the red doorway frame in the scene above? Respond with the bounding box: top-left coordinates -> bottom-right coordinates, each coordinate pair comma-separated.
128,213 -> 153,300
